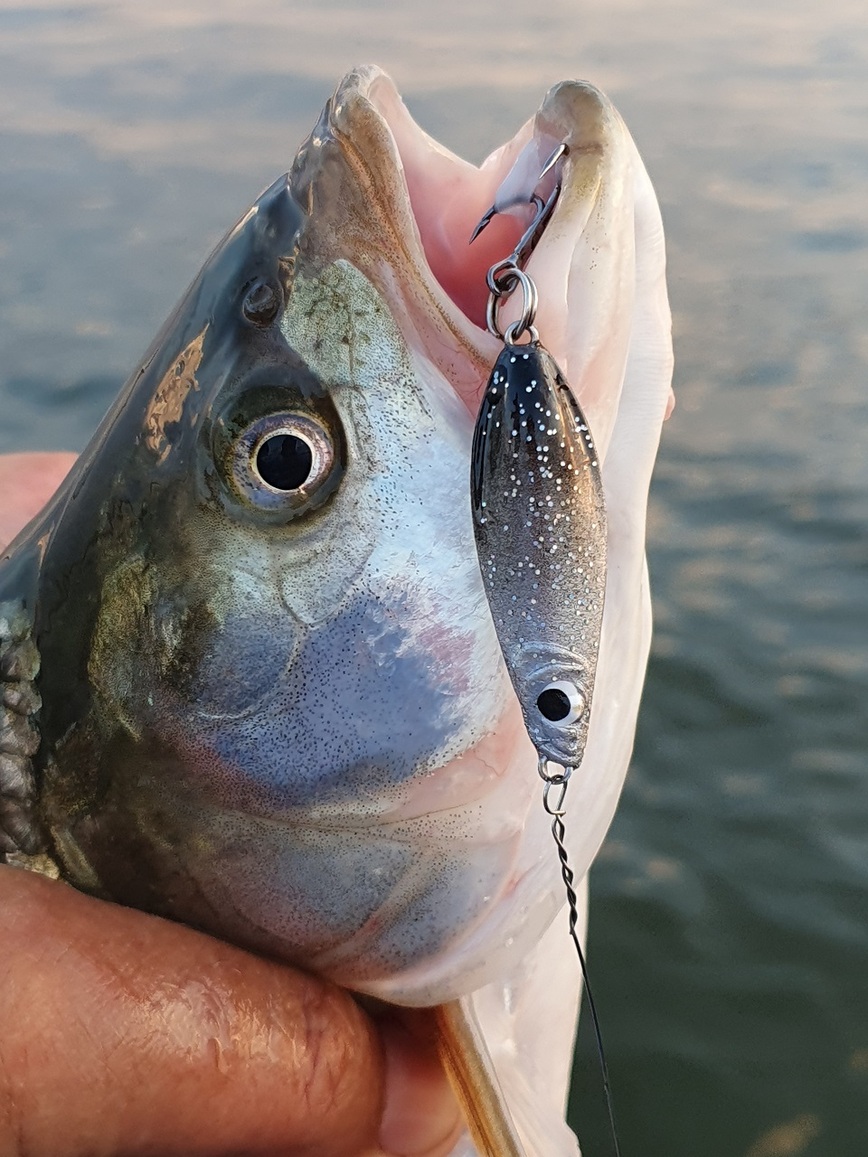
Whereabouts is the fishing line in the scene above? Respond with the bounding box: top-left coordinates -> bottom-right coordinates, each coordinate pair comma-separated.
540,762 -> 623,1157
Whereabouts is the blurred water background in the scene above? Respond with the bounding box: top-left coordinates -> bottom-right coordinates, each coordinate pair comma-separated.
1,1 -> 866,1154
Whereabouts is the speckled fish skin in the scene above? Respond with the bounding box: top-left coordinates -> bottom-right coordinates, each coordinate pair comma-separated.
471,341 -> 606,769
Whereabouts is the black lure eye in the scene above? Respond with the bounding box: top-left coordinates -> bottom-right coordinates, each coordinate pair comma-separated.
536,680 -> 586,727
242,278 -> 282,327
230,411 -> 336,511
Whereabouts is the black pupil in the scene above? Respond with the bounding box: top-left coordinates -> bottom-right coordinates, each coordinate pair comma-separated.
537,687 -> 572,722
256,434 -> 313,491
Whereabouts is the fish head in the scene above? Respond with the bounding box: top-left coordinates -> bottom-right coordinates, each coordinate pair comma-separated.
4,66 -> 672,1007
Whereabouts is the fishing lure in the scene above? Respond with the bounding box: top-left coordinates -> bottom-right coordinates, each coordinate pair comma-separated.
467,145 -> 622,1157
470,145 -> 606,777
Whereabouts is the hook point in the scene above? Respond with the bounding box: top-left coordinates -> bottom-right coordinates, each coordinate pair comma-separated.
469,205 -> 497,245
538,142 -> 568,183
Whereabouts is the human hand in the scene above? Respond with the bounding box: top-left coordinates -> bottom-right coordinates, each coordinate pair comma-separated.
0,452 -> 462,1157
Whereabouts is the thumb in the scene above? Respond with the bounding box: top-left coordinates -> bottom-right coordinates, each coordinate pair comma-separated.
0,869 -> 462,1157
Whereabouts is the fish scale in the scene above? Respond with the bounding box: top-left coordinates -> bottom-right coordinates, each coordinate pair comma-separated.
471,340 -> 607,771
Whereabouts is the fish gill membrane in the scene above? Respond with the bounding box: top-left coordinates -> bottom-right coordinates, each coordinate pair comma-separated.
0,67 -> 672,1156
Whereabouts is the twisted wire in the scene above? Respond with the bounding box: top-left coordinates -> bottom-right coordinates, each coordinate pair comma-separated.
544,774 -> 623,1157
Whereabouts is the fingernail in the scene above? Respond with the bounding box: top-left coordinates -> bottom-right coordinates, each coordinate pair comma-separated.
378,1017 -> 462,1156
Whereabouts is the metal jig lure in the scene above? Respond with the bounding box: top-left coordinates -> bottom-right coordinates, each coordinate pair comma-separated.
470,141 -> 606,786
469,144 -> 622,1157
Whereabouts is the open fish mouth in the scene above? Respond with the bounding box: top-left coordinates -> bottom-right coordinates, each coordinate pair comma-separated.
298,65 -> 672,443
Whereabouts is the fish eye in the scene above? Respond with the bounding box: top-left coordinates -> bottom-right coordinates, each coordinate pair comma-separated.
230,412 -> 337,511
536,680 -> 586,727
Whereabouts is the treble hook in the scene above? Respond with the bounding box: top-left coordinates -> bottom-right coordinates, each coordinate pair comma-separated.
469,142 -> 568,269
470,143 -> 568,343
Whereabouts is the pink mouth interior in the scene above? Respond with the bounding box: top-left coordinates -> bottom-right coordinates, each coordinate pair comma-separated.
407,189 -> 527,329
374,87 -> 540,330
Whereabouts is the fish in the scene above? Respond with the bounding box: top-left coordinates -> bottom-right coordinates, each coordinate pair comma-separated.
0,65 -> 673,1155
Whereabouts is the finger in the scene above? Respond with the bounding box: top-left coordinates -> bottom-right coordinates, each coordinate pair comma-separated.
0,452 -> 78,551
0,870 -> 461,1157
377,1010 -> 466,1157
